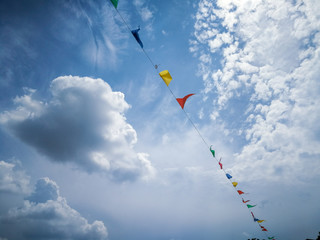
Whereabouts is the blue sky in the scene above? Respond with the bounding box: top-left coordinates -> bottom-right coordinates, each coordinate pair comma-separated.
0,0 -> 320,239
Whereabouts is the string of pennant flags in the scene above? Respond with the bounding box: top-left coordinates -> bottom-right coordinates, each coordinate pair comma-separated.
109,0 -> 275,239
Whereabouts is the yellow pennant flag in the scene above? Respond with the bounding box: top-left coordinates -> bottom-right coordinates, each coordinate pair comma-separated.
257,220 -> 265,223
232,182 -> 238,187
159,70 -> 172,86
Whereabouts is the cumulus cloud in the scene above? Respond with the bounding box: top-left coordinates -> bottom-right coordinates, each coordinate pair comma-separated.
133,0 -> 154,22
0,177 -> 108,240
0,76 -> 155,181
26,177 -> 59,203
0,160 -> 30,194
191,0 -> 320,181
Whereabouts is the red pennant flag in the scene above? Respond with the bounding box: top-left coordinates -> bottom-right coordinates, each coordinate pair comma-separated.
176,94 -> 194,109
237,190 -> 245,195
251,212 -> 255,218
260,226 -> 268,231
218,158 -> 223,169
243,198 -> 250,203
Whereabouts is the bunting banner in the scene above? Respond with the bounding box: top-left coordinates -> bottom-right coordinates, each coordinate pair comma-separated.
159,70 -> 172,86
176,94 -> 194,109
110,2 -> 275,239
251,212 -> 265,223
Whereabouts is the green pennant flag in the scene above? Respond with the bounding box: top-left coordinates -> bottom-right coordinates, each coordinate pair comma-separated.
210,146 -> 215,157
247,204 -> 256,208
110,0 -> 119,8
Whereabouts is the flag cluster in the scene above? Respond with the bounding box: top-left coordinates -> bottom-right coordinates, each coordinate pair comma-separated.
211,146 -> 274,238
110,1 -> 275,239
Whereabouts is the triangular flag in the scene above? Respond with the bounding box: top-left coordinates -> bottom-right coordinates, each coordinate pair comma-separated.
247,204 -> 256,208
254,217 -> 260,222
131,27 -> 143,48
110,0 -> 119,8
260,226 -> 268,231
226,173 -> 232,179
232,182 -> 238,187
210,146 -> 215,157
242,198 -> 250,203
159,70 -> 172,86
257,220 -> 265,223
176,94 -> 194,109
237,190 -> 245,195
218,158 -> 223,169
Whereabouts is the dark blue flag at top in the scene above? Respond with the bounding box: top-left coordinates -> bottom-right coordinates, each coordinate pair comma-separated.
131,27 -> 143,48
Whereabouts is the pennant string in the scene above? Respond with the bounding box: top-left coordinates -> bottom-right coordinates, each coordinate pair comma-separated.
182,108 -> 210,149
113,2 -> 211,155
142,48 -> 156,68
110,2 -> 275,239
113,7 -> 156,69
115,8 -> 132,32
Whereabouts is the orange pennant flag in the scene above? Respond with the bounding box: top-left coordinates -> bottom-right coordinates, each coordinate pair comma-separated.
176,94 -> 194,109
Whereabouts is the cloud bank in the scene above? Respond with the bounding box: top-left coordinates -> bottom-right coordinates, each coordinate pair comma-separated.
0,177 -> 108,240
191,0 -> 320,181
0,160 -> 30,194
0,76 -> 155,181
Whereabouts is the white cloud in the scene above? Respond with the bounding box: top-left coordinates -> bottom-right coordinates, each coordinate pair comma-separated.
191,0 -> 320,182
133,0 -> 154,22
0,160 -> 30,194
63,1 -> 129,68
0,177 -> 108,240
26,177 -> 59,203
133,0 -> 143,8
140,7 -> 153,22
0,76 -> 155,182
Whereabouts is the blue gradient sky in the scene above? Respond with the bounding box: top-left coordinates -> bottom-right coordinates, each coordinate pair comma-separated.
1,0 -> 320,239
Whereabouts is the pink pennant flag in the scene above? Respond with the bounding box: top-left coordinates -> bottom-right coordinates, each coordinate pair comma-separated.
218,158 -> 223,169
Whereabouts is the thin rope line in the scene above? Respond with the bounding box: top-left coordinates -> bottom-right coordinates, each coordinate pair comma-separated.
216,157 -> 272,238
112,4 -> 275,239
164,73 -> 274,239
182,108 -> 210,149
163,85 -> 210,150
116,9 -> 156,69
115,9 -> 132,32
142,48 -> 156,68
